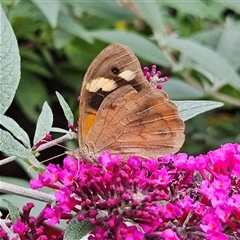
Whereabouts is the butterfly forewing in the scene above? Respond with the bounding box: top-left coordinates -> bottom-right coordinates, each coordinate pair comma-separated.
78,44 -> 142,144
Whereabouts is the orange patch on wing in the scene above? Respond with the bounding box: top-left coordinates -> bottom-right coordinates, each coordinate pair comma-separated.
83,112 -> 97,136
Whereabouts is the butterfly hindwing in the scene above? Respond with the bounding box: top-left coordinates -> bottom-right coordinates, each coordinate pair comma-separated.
85,81 -> 184,160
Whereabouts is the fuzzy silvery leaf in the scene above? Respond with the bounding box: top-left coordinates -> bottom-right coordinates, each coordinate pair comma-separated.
164,78 -> 204,99
32,0 -> 60,28
33,102 -> 53,145
3,199 -> 20,223
64,218 -> 94,240
58,15 -> 93,43
0,129 -> 44,171
216,18 -> 240,70
90,30 -> 170,67
134,0 -> 164,34
56,91 -> 74,125
174,100 -> 223,121
165,37 -> 240,90
0,115 -> 31,148
0,6 -> 21,114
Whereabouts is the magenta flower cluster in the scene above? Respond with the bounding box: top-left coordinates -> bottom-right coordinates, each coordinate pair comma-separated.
27,143 -> 240,239
143,65 -> 168,89
0,202 -> 62,240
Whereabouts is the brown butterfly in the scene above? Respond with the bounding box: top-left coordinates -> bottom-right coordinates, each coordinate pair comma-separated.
72,44 -> 185,162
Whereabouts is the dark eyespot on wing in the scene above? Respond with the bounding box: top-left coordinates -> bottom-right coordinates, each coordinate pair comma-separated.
111,67 -> 119,75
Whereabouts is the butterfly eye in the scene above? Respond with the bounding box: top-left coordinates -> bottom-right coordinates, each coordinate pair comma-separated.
111,67 -> 119,75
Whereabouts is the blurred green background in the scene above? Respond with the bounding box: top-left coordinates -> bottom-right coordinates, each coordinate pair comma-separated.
2,0 -> 240,161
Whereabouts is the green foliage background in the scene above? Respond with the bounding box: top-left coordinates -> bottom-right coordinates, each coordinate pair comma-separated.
2,0 -> 240,156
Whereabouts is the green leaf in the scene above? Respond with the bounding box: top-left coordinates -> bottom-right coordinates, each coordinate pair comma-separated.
0,129 -> 44,171
216,18 -> 240,70
164,78 -> 204,99
31,0 -> 60,28
0,115 -> 31,148
90,30 -> 170,67
72,0 -> 132,20
174,100 -> 224,121
56,92 -> 74,125
21,60 -> 51,78
58,15 -> 93,43
0,5 -> 21,114
20,48 -> 44,65
165,37 -> 240,90
161,0 -> 221,21
191,27 -> 222,49
3,199 -> 20,223
15,72 -> 49,122
20,49 -> 51,78
64,40 -> 103,71
4,1 -> 35,20
33,102 -> 53,145
53,29 -> 74,49
64,218 -> 94,240
134,0 -> 164,33
218,1 -> 240,15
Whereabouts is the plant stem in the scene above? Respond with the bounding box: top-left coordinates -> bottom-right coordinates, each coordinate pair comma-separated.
0,219 -> 15,240
35,132 -> 76,152
0,156 -> 16,166
0,181 -> 55,203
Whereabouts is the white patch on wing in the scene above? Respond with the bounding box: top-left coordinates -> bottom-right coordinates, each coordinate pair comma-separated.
118,70 -> 136,81
86,77 -> 117,92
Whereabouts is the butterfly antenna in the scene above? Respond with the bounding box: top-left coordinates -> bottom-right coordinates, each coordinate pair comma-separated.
28,143 -> 74,171
28,152 -> 67,172
52,142 -> 73,151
